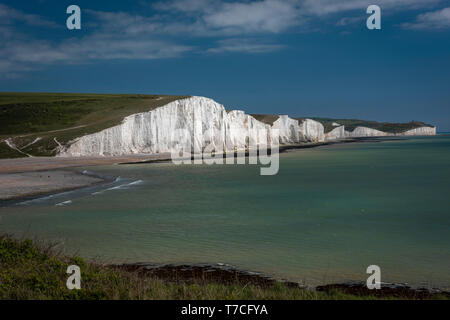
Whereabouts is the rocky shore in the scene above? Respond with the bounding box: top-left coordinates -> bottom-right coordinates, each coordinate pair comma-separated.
114,262 -> 450,299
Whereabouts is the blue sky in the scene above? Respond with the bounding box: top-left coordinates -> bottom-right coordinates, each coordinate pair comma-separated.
1,0 -> 449,130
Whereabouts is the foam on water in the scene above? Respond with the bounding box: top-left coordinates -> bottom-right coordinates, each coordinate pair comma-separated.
55,200 -> 72,206
92,180 -> 144,195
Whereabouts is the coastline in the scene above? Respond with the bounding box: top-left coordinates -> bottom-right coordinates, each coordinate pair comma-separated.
113,262 -> 449,298
1,135 -> 448,296
0,136 -> 414,204
0,154 -> 170,203
2,236 -> 447,300
0,139 -> 356,202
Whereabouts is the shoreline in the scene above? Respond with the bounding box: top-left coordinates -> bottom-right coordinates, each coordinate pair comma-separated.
0,138 -> 368,203
2,235 -> 448,300
113,262 -> 450,298
0,170 -> 117,204
0,136 -> 412,204
0,154 -> 170,203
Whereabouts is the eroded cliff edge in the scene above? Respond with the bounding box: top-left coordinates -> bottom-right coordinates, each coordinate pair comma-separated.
59,96 -> 436,157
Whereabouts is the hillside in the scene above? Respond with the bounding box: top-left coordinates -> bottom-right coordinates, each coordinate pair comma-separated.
0,92 -> 187,158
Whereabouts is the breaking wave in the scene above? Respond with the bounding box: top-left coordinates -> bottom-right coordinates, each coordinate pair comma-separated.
92,180 -> 144,195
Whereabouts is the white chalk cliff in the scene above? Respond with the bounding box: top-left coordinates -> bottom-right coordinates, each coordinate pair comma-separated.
325,126 -> 346,141
345,127 -> 390,138
272,116 -> 300,144
60,97 -> 326,157
299,119 -> 325,143
59,97 -> 436,157
396,126 -> 436,136
345,126 -> 436,138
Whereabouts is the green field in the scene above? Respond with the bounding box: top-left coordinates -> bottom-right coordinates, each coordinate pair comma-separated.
0,92 -> 187,158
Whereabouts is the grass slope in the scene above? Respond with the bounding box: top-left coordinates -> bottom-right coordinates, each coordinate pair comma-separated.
2,236 -> 445,300
0,92 -> 187,158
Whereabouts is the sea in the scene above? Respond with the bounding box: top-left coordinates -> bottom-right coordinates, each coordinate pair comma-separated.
1,135 -> 449,289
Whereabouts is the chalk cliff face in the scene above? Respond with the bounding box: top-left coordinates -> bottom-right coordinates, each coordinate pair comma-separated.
345,126 -> 436,138
60,97 -> 330,157
61,97 -> 274,156
325,126 -> 345,141
345,127 -> 390,138
226,110 -> 275,149
272,116 -> 326,144
396,126 -> 436,136
299,119 -> 325,142
272,116 -> 300,144
59,97 -> 436,157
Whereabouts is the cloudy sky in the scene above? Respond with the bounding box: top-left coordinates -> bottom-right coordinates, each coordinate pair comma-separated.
1,0 -> 449,130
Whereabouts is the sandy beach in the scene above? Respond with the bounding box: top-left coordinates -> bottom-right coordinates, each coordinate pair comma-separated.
0,139 -> 365,202
0,154 -> 171,201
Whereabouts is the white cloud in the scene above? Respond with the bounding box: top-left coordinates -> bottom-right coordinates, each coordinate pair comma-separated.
207,38 -> 285,53
336,16 -> 365,27
1,1 -> 449,76
301,0 -> 442,16
153,0 -> 218,13
153,0 -> 304,34
0,3 -> 57,27
402,7 -> 450,30
203,0 -> 301,33
0,35 -> 193,73
151,0 -> 445,33
0,5 -> 193,74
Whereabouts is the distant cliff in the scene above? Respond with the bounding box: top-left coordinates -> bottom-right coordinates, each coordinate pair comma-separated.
59,96 -> 437,157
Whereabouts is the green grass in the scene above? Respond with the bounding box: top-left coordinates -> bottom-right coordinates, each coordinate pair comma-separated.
0,141 -> 24,158
0,236 -> 332,300
0,92 -> 188,158
251,114 -> 280,125
0,236 -> 447,300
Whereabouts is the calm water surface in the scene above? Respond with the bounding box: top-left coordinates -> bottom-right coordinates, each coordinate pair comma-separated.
1,136 -> 449,288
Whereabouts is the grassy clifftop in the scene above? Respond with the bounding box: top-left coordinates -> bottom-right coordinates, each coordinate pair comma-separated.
0,92 -> 187,158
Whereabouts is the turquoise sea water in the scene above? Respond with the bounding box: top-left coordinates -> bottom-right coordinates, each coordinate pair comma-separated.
1,136 -> 449,288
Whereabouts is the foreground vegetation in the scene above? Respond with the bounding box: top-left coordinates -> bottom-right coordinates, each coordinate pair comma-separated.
0,236 -> 447,300
0,92 -> 187,158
